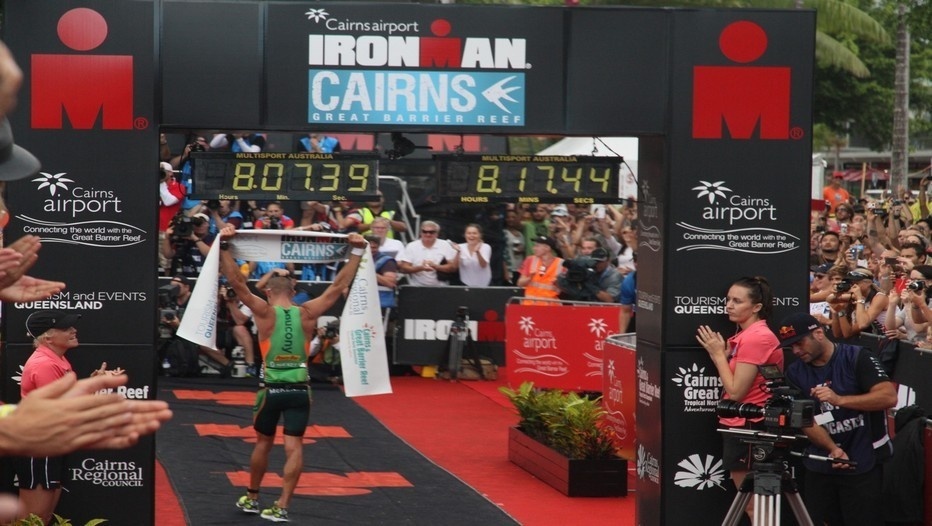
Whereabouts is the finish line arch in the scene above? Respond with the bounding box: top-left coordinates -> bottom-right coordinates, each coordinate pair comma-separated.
3,2 -> 814,524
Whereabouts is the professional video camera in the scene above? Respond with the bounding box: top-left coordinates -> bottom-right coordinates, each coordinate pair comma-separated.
717,364 -> 815,435
171,213 -> 195,241
454,306 -> 469,323
557,256 -> 599,301
205,199 -> 221,211
157,283 -> 180,338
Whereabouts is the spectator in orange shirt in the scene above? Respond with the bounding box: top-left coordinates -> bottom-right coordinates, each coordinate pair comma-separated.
823,172 -> 850,214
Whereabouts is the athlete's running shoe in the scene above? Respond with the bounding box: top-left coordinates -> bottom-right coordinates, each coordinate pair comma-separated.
260,502 -> 289,522
236,495 -> 260,514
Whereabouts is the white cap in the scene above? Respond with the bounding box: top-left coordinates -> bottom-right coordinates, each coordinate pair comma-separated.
160,162 -> 173,173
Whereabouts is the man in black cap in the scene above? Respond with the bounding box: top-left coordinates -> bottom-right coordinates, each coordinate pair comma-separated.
15,311 -> 125,524
775,312 -> 896,526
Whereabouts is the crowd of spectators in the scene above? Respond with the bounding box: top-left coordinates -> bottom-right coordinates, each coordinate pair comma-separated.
156,131 -> 644,372
811,172 -> 932,349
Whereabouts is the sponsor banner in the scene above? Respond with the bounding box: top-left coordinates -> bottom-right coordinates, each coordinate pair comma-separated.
634,341 -> 662,525
602,336 -> 636,460
266,3 -> 563,131
659,11 -> 813,346
506,303 -> 620,392
228,229 -> 350,264
662,349 -> 735,525
393,286 -> 516,366
177,239 -> 221,350
339,250 -> 392,396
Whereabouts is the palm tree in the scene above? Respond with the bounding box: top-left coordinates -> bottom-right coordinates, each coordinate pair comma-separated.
589,0 -> 890,78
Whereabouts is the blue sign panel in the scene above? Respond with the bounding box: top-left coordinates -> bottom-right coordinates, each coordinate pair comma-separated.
307,69 -> 525,126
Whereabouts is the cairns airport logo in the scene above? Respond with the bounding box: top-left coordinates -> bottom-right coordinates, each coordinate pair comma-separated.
30,171 -> 123,217
303,8 -> 527,126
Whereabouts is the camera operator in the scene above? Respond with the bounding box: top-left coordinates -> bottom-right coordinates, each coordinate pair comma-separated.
219,283 -> 258,377
161,212 -> 214,277
695,276 -> 782,521
776,313 -> 896,526
557,247 -> 621,303
158,162 -> 186,276
158,276 -> 233,377
168,134 -> 209,215
308,319 -> 341,384
254,202 -> 295,230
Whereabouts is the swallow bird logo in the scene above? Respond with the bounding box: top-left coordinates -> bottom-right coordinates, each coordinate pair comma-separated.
482,76 -> 521,114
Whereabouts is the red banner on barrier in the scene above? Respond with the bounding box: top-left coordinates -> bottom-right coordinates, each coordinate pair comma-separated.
603,337 -> 637,460
505,303 -> 620,392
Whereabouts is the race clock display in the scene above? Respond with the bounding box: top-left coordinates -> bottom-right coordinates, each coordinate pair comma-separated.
189,152 -> 379,201
437,155 -> 622,203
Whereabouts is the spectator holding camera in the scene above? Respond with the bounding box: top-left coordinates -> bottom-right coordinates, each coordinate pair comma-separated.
826,268 -> 888,339
159,275 -> 233,376
161,212 -> 214,277
254,201 -> 294,230
883,265 -> 932,343
308,320 -> 342,384
557,247 -> 621,303
205,199 -> 243,235
158,162 -> 186,276
219,282 -> 258,377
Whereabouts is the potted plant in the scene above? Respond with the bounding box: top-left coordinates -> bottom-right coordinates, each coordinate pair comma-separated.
500,381 -> 628,497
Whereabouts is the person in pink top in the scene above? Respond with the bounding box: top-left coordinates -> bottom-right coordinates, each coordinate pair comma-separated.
695,276 -> 784,523
14,311 -> 124,524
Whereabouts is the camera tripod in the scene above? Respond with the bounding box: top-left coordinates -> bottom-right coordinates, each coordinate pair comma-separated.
443,314 -> 485,381
720,429 -> 814,526
722,459 -> 812,526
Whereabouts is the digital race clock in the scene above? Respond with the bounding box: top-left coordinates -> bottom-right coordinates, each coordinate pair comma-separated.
437,155 -> 622,204
189,152 -> 379,201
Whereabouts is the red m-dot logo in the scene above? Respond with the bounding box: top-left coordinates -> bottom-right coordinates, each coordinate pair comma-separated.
692,21 -> 795,140
31,8 -> 134,130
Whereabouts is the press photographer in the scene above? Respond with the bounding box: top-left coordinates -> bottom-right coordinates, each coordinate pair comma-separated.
157,276 -> 233,377
556,247 -> 621,303
308,319 -> 341,384
158,161 -> 186,276
776,312 -> 896,526
161,212 -> 214,277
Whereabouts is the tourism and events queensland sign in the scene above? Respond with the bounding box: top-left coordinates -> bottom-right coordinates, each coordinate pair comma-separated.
265,3 -> 564,130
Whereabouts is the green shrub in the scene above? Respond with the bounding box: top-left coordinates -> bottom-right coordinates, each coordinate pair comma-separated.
500,381 -> 618,460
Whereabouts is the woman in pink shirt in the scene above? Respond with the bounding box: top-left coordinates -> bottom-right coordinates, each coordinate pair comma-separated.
695,276 -> 784,518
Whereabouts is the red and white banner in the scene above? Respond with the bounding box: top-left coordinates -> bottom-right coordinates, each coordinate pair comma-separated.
505,303 -> 620,392
602,337 -> 637,460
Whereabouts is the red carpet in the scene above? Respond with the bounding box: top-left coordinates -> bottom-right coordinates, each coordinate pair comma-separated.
154,372 -> 636,525
354,374 -> 636,526
154,460 -> 186,526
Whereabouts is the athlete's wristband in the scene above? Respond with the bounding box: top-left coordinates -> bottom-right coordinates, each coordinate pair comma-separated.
351,247 -> 365,256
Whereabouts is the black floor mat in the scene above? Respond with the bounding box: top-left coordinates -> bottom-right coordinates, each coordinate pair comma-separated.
156,376 -> 518,525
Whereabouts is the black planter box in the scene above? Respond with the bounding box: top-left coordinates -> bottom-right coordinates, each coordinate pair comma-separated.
507,427 -> 628,497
